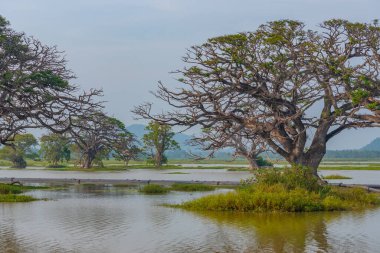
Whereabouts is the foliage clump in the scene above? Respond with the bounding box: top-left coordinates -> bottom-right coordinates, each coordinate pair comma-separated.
171,167 -> 380,212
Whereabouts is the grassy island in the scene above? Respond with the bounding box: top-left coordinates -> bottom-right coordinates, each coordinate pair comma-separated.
168,168 -> 380,212
0,184 -> 40,202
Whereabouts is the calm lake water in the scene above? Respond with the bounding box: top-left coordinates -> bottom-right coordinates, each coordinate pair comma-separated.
1,185 -> 380,253
1,168 -> 380,252
0,168 -> 251,182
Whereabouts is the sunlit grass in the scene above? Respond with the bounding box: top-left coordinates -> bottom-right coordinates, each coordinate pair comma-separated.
168,167 -> 380,212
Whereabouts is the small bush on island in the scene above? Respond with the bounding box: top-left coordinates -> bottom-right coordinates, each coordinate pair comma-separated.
139,184 -> 170,194
168,167 -> 380,212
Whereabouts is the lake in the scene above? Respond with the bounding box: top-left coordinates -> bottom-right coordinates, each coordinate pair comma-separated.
1,168 -> 380,252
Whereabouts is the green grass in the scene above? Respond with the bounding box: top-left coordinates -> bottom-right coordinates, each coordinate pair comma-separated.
139,184 -> 170,194
227,168 -> 250,171
167,167 -> 380,212
0,183 -> 44,202
322,174 -> 352,180
0,184 -> 23,194
0,194 -> 37,202
170,183 -> 215,192
169,185 -> 379,212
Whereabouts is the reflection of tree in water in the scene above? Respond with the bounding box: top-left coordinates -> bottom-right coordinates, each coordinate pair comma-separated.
192,211 -> 343,253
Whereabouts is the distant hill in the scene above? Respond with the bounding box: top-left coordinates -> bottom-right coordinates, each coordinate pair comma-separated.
360,137 -> 380,151
324,137 -> 380,159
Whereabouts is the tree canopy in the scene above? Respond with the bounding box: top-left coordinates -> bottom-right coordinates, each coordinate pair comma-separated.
0,15 -> 102,145
0,133 -> 37,168
40,133 -> 71,166
143,121 -> 179,167
69,112 -> 131,168
134,19 -> 380,176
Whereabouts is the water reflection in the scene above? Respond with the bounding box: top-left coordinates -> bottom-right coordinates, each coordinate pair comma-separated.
188,209 -> 380,253
0,185 -> 379,253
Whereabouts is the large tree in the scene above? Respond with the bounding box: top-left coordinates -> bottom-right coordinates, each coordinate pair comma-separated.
143,121 -> 180,167
134,20 -> 380,177
0,133 -> 37,168
40,133 -> 71,166
0,16 -> 102,146
113,132 -> 141,166
69,112 -> 130,168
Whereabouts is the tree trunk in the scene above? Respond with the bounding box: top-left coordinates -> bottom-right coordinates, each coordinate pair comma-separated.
285,147 -> 325,179
12,155 -> 26,168
155,151 -> 163,168
247,156 -> 259,170
124,159 -> 130,167
82,152 -> 95,169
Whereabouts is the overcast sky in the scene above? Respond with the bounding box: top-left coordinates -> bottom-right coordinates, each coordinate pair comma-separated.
1,0 -> 380,150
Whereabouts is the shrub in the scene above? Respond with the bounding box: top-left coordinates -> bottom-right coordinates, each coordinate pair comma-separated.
252,166 -> 322,192
256,156 -> 273,167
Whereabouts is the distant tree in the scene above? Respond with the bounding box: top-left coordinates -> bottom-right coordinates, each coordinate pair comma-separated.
0,134 -> 37,168
40,133 -> 71,166
143,121 -> 180,167
69,112 -> 130,168
113,132 -> 141,166
134,20 -> 380,178
0,15 -> 102,146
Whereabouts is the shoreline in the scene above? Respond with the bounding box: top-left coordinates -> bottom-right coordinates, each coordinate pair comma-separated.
0,177 -> 241,186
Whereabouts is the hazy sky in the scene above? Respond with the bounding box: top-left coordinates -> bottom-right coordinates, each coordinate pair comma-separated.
1,0 -> 380,150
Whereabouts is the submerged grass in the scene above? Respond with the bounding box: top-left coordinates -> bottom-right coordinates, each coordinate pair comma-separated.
171,183 -> 215,192
322,174 -> 352,180
0,194 -> 37,202
164,172 -> 189,174
139,183 -> 218,194
139,184 -> 170,194
168,167 -> 380,212
227,168 -> 250,171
